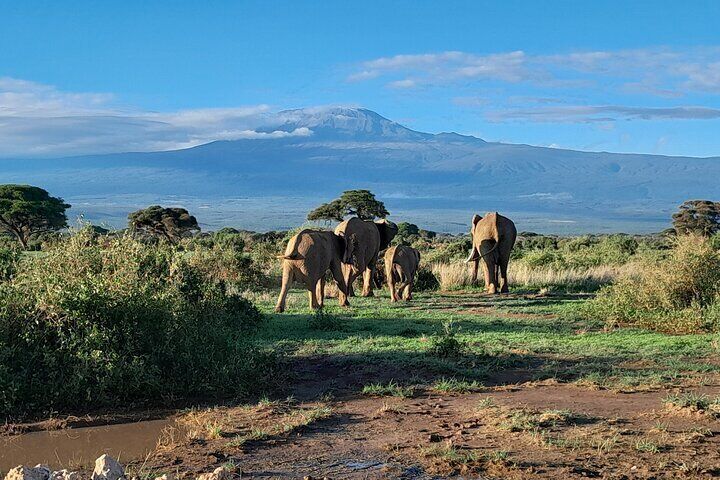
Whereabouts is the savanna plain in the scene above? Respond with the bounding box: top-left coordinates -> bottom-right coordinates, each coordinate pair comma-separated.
2,221 -> 720,479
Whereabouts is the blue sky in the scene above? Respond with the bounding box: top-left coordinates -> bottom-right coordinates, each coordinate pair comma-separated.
2,0 -> 720,157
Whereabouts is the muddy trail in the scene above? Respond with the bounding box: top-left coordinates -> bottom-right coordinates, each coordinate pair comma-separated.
4,291 -> 720,478
5,364 -> 720,479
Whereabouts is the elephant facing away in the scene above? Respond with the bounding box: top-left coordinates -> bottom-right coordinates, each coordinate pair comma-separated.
275,229 -> 348,313
466,212 -> 517,294
384,245 -> 420,302
334,217 -> 398,305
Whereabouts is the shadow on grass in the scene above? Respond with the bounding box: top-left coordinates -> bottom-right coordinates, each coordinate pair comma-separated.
272,346 -> 674,401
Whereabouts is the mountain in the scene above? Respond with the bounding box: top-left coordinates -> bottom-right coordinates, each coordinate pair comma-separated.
2,107 -> 719,233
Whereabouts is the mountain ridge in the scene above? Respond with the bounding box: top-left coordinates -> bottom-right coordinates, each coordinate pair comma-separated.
1,106 -> 719,234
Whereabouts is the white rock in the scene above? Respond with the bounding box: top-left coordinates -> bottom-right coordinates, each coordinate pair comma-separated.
196,467 -> 230,480
91,455 -> 125,480
4,465 -> 51,480
154,475 -> 174,480
49,470 -> 80,480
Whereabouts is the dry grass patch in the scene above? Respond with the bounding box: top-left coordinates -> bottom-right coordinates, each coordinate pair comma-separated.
430,261 -> 631,291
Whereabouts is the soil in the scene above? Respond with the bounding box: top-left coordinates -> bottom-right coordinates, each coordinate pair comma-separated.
4,291 -> 720,479
6,357 -> 720,479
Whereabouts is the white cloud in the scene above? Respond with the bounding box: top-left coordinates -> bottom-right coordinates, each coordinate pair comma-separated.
349,47 -> 720,94
486,105 -> 720,123
0,78 -> 314,157
388,79 -> 417,89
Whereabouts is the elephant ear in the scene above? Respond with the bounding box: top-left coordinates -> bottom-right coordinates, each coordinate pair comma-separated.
376,219 -> 398,251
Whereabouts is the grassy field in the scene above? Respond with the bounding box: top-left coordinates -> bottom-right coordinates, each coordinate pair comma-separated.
250,288 -> 720,392
123,286 -> 720,479
3,229 -> 720,477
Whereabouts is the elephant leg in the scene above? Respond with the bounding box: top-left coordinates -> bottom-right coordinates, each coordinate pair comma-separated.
362,267 -> 375,297
387,274 -> 398,302
483,258 -> 497,294
499,255 -> 510,293
347,276 -> 355,297
316,277 -> 325,307
275,263 -> 293,313
307,280 -> 320,310
470,259 -> 479,285
404,275 -> 414,301
330,261 -> 350,307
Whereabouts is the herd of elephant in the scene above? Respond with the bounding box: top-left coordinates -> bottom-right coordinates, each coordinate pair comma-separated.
274,212 -> 517,313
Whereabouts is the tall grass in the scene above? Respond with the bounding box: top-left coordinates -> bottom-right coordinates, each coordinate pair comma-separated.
585,235 -> 720,333
430,261 -> 633,292
0,228 -> 277,420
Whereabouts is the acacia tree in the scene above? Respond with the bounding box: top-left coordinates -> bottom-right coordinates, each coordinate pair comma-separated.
672,200 -> 720,236
0,184 -> 70,249
307,190 -> 389,222
128,206 -> 200,243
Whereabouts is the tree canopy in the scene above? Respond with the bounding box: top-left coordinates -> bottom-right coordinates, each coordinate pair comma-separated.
307,190 -> 389,222
0,184 -> 70,249
672,200 -> 720,236
128,206 -> 200,243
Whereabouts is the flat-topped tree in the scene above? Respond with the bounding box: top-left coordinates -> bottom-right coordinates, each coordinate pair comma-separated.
672,200 -> 720,236
307,189 -> 389,222
0,185 -> 70,249
128,206 -> 200,243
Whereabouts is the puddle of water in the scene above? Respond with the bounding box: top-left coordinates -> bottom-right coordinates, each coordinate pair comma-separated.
0,418 -> 175,472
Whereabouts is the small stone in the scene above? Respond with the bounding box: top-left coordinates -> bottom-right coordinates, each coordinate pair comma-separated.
428,433 -> 443,442
4,465 -> 51,480
91,455 -> 125,480
196,467 -> 229,480
154,475 -> 174,480
50,471 -> 80,480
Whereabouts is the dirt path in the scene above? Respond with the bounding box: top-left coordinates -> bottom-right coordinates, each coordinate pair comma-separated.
136,378 -> 720,479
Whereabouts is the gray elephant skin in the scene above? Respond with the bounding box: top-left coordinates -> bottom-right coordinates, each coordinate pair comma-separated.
466,212 -> 517,294
384,245 -> 421,302
334,217 -> 398,305
275,229 -> 349,312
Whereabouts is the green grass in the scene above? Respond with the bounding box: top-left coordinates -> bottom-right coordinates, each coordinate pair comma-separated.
432,377 -> 482,394
251,289 -> 719,390
663,391 -> 720,410
362,380 -> 415,398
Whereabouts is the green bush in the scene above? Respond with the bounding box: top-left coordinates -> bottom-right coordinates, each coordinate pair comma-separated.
584,235 -> 720,333
415,266 -> 440,292
0,248 -> 20,282
0,230 -> 277,420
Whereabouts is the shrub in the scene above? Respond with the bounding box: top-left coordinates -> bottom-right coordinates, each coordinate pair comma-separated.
307,309 -> 343,331
415,266 -> 440,292
0,229 -> 276,420
0,248 -> 20,282
584,235 -> 720,333
428,320 -> 465,358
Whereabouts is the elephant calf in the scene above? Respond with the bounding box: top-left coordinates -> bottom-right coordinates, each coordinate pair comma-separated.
384,245 -> 421,302
275,229 -> 348,313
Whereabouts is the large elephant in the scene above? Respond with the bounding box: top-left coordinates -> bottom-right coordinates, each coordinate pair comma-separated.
466,212 -> 517,294
384,245 -> 421,302
334,217 -> 398,305
275,229 -> 348,313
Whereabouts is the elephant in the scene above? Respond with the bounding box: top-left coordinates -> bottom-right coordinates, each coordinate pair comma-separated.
334,217 -> 398,305
275,229 -> 349,313
466,212 -> 517,294
384,245 -> 421,302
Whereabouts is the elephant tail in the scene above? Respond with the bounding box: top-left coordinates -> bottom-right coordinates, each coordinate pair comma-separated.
277,252 -> 305,260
